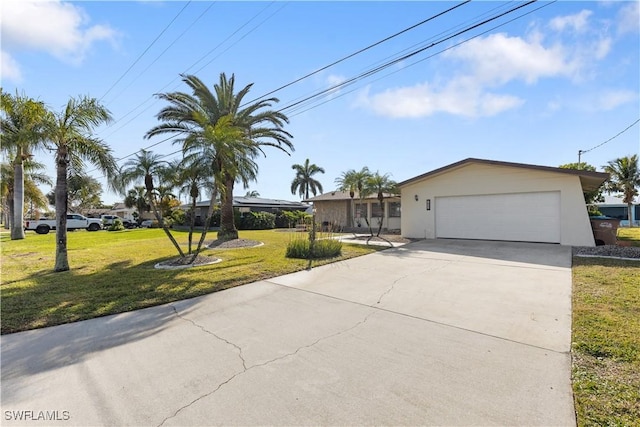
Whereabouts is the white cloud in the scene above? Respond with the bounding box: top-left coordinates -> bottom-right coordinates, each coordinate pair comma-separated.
597,89 -> 638,111
0,0 -> 118,65
549,10 -> 593,33
445,33 -> 576,85
1,50 -> 22,83
356,81 -> 524,119
617,1 -> 640,34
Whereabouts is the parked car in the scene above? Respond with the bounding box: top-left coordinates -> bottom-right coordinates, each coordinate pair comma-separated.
140,219 -> 153,228
25,214 -> 102,234
101,215 -> 135,228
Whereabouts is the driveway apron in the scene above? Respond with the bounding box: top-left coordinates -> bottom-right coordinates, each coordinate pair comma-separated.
1,239 -> 575,426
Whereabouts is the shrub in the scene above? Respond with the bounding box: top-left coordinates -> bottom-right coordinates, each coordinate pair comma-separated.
107,218 -> 125,232
276,210 -> 310,228
171,209 -> 186,226
285,231 -> 342,259
240,211 -> 275,230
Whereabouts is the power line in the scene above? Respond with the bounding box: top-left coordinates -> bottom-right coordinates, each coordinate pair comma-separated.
99,1 -> 193,102
285,0 -> 554,117
278,0 -> 538,114
242,0 -> 471,106
579,118 -> 640,161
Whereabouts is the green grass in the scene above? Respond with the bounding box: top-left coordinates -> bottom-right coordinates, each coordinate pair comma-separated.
572,257 -> 640,426
617,227 -> 640,247
0,228 -> 383,334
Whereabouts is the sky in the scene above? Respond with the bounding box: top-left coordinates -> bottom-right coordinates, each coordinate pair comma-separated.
1,0 -> 639,206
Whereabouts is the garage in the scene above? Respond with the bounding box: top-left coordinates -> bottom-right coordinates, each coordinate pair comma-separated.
435,192 -> 561,243
398,158 -> 609,247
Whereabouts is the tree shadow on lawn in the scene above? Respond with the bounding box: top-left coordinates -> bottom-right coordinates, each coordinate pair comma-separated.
1,257 -> 250,401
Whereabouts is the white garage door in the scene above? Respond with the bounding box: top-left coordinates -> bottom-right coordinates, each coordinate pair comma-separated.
435,192 -> 561,243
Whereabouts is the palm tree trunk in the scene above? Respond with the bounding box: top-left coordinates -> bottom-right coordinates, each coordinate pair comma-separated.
191,189 -> 218,263
54,149 -> 70,272
6,191 -> 14,230
11,154 -> 26,240
218,176 -> 238,241
628,203 -> 634,228
376,196 -> 384,237
188,197 -> 197,254
148,193 -> 185,257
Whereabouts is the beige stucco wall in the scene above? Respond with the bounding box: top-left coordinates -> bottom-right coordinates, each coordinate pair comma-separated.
314,199 -> 401,231
400,163 -> 595,246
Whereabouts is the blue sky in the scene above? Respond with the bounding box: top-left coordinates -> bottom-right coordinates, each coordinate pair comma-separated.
2,1 -> 639,205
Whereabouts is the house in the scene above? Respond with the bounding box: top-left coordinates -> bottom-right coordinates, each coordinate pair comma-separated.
184,196 -> 309,220
303,191 -> 401,232
594,195 -> 640,226
397,158 -> 609,247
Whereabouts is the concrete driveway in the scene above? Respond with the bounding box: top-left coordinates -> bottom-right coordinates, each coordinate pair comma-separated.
1,239 -> 575,426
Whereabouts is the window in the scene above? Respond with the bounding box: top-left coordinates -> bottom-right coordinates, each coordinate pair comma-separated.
372,203 -> 383,218
355,203 -> 368,220
388,202 -> 401,217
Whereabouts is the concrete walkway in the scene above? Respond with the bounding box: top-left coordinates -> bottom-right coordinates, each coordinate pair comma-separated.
1,239 -> 575,426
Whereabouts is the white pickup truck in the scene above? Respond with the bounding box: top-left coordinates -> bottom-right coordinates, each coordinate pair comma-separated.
25,214 -> 103,234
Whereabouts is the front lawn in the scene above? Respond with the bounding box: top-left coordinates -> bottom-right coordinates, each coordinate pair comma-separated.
572,256 -> 640,426
0,229 -> 383,334
617,227 -> 640,246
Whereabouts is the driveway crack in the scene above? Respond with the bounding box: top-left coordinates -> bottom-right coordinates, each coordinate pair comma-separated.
376,261 -> 454,305
158,306 -> 375,426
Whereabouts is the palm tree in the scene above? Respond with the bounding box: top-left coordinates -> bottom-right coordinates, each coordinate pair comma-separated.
1,157 -> 51,229
335,167 -> 371,228
365,172 -> 398,236
43,96 -> 117,271
124,186 -> 150,222
603,155 -> 640,227
0,91 -> 48,240
119,149 -> 185,256
245,190 -> 260,198
146,72 -> 294,241
175,154 -> 215,254
291,159 -> 325,200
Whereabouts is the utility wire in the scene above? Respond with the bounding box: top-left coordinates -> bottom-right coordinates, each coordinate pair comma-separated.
286,0 -> 554,117
580,118 -> 640,155
278,0 -> 538,114
242,0 -> 471,106
99,1 -> 192,102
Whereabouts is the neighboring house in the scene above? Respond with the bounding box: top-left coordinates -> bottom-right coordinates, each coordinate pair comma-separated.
398,158 -> 609,247
303,190 -> 401,232
184,196 -> 309,220
83,204 -> 138,221
595,195 -> 640,227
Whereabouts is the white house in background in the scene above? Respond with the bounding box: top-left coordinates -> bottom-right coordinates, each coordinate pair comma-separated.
397,158 -> 609,247
303,191 -> 401,232
595,195 -> 640,227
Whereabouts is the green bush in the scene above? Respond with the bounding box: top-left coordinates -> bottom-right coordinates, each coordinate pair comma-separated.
171,209 -> 186,226
107,218 -> 125,232
276,210 -> 310,228
286,237 -> 342,259
240,211 -> 276,230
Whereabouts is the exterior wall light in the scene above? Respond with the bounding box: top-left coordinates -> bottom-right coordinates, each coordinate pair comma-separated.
414,194 -> 419,201
426,199 -> 431,211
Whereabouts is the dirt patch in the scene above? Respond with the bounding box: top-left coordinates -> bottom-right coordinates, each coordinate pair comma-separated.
207,238 -> 263,249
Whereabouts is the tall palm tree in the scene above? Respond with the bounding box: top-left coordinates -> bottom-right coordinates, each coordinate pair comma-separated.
146,72 -> 294,241
44,96 -> 117,272
0,91 -> 48,240
291,158 -> 325,200
604,155 -> 640,227
365,171 -> 398,236
1,157 -> 51,229
335,167 -> 371,228
176,154 -> 216,254
119,149 -> 185,256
